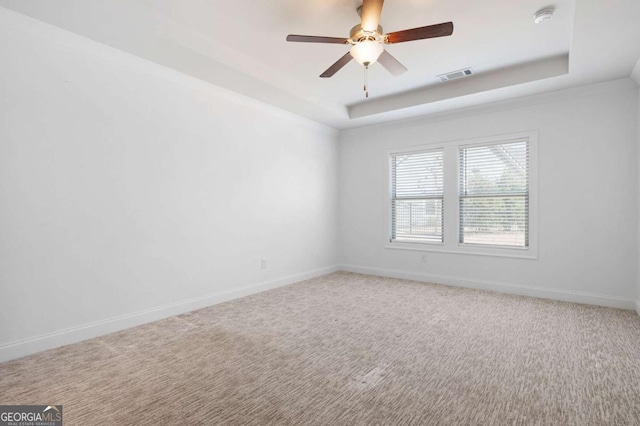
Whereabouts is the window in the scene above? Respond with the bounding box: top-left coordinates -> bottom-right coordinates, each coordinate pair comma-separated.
459,140 -> 529,247
387,132 -> 537,258
390,149 -> 443,243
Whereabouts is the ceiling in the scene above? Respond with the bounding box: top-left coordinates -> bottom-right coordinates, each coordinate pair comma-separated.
1,0 -> 639,129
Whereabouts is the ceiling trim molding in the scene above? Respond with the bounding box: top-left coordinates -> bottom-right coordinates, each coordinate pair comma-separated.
340,78 -> 636,137
348,55 -> 569,119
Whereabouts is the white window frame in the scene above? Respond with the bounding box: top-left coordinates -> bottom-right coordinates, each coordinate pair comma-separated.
390,147 -> 445,244
386,130 -> 538,259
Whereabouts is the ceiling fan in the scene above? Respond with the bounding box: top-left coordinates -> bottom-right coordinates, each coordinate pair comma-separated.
286,0 -> 454,96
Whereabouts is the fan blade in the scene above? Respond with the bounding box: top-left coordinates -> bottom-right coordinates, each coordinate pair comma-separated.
386,22 -> 453,44
320,52 -> 353,78
361,0 -> 384,32
286,35 -> 348,44
377,50 -> 407,76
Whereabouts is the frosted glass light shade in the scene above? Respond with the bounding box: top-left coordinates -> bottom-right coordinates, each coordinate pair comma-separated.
350,40 -> 384,66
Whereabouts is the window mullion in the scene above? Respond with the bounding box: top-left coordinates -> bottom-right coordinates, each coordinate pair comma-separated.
442,145 -> 459,249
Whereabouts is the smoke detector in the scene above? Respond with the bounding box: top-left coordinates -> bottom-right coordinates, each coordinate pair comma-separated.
534,8 -> 555,24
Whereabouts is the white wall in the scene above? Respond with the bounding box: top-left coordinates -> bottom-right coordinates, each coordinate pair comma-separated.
636,64 -> 640,314
0,12 -> 338,360
339,80 -> 639,308
632,57 -> 640,314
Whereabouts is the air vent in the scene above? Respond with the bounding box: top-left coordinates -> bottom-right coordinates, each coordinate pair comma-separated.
437,68 -> 473,82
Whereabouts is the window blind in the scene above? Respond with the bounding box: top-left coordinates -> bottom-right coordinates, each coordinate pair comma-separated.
459,140 -> 529,247
391,150 -> 443,243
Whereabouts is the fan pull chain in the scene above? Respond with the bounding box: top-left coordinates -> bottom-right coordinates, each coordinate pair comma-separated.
363,65 -> 369,98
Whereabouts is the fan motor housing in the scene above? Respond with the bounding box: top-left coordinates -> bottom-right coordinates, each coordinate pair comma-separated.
349,24 -> 385,43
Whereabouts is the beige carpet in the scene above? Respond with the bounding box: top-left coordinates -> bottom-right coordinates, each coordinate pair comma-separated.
1,272 -> 640,425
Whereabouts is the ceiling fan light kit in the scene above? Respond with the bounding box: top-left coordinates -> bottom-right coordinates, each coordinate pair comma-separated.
350,40 -> 384,66
348,24 -> 386,66
286,0 -> 454,97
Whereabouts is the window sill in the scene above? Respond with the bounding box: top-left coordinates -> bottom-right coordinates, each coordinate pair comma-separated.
385,242 -> 537,260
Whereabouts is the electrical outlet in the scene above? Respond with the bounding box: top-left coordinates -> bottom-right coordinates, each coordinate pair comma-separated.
420,255 -> 427,264
260,259 -> 267,269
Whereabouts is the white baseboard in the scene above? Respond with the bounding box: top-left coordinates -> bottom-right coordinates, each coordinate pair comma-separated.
636,301 -> 640,317
0,265 -> 339,364
339,264 -> 637,311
